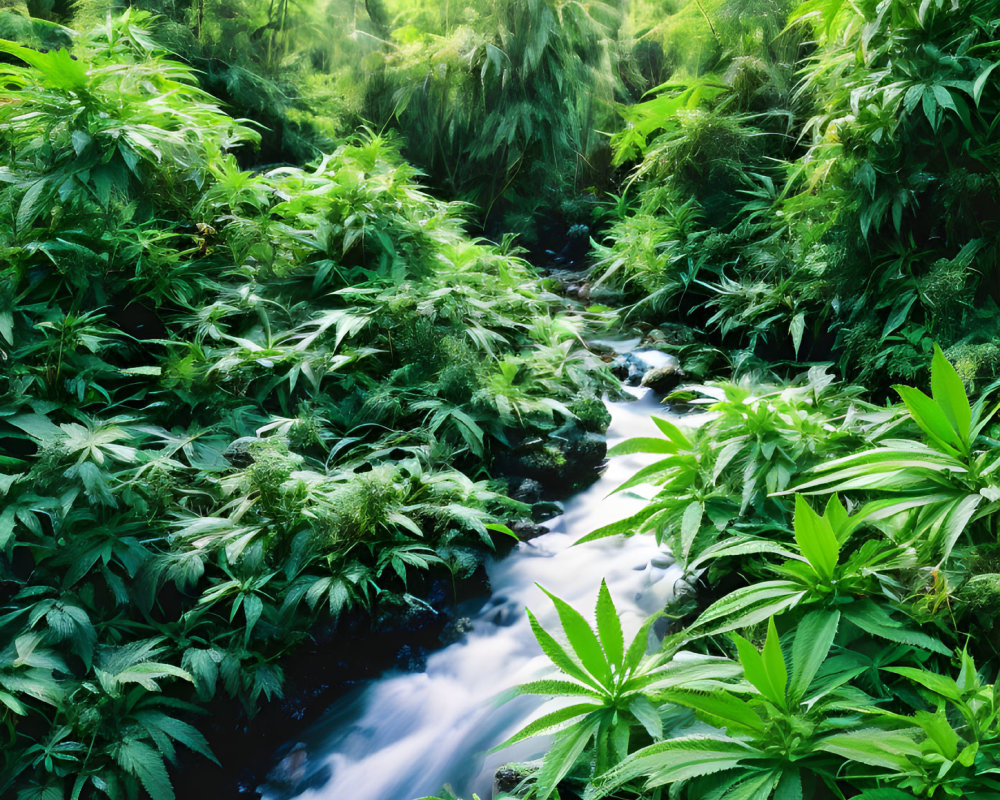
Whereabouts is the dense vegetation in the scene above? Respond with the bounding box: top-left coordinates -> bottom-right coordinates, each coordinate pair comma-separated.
3,0 -> 1000,798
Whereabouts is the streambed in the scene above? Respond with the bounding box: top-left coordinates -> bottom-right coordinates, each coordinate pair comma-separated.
259,384 -> 688,800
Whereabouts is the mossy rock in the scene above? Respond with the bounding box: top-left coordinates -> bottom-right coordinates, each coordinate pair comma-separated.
569,396 -> 611,434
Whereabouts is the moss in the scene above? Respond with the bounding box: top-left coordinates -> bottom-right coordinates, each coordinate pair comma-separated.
959,573 -> 1000,616
569,396 -> 611,434
522,444 -> 567,473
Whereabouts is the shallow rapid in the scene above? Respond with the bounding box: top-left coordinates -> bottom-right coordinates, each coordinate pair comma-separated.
260,386 -> 685,800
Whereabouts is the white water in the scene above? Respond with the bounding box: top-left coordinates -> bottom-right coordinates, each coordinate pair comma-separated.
261,386 -> 687,800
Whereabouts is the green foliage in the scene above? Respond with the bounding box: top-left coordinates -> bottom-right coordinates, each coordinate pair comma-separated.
498,581 -> 744,799
503,348 -> 1000,800
577,366 -> 864,575
361,0 -> 626,231
0,11 -> 614,797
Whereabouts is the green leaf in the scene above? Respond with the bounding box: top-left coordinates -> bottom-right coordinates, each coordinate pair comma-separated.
793,495 -> 838,582
493,702 -> 603,750
679,500 -> 704,563
818,729 -> 922,770
535,717 -> 601,800
788,610 -> 839,704
540,586 -> 612,687
973,62 -> 999,105
692,581 -> 807,637
15,179 -> 48,230
628,695 -> 663,739
843,601 -> 950,655
113,739 -> 174,800
511,679 -> 602,699
760,618 -> 788,707
575,502 -> 664,544
651,416 -> 695,449
733,619 -> 787,709
661,688 -> 766,735
6,413 -> 62,443
687,535 -> 797,573
595,580 -> 624,670
0,309 -> 12,345
930,344 -> 971,450
789,312 -> 805,358
588,736 -> 757,798
894,385 -> 961,455
608,437 -> 683,456
527,609 -> 602,691
883,667 -> 962,703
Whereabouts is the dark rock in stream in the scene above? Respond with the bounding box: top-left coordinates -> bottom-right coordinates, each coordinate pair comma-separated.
495,414 -> 609,498
613,349 -> 685,388
511,518 -> 548,541
510,477 -> 544,505
495,764 -> 531,795
640,363 -> 685,393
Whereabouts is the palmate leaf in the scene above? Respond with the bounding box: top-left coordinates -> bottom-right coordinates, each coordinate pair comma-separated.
585,736 -> 757,800
493,702 -> 604,750
689,581 -> 808,637
113,738 -> 174,800
733,620 -> 787,709
132,709 -> 218,766
539,586 -> 612,687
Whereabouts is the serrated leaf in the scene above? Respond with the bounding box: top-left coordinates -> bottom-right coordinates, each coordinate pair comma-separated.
540,585 -> 611,687
788,610 -> 839,704
595,579 -> 624,670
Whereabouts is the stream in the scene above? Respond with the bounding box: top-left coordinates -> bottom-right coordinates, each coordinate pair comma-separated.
259,382 -> 686,800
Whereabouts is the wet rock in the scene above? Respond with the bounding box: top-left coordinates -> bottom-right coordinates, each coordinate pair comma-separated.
511,519 -> 548,541
531,500 -> 563,521
266,742 -> 308,792
440,616 -> 474,645
496,418 -> 607,497
564,431 -> 607,474
510,478 -> 544,505
640,363 -> 685,393
565,282 -> 590,301
394,644 -> 428,672
650,552 -> 674,569
614,349 -> 685,388
495,765 -> 529,796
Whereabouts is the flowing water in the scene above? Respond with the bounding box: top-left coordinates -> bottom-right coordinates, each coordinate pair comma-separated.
260,384 -> 687,800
